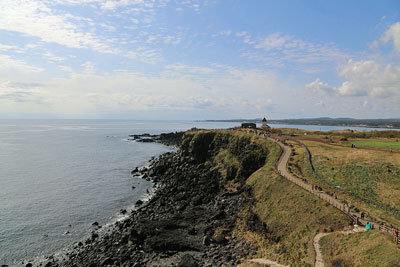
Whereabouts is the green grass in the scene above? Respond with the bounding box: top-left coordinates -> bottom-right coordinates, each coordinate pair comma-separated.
320,231 -> 400,266
309,149 -> 400,211
345,140 -> 400,150
184,130 -> 400,266
233,135 -> 351,266
298,140 -> 400,226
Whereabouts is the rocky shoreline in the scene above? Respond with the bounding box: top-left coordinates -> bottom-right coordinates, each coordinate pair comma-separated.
34,131 -> 260,267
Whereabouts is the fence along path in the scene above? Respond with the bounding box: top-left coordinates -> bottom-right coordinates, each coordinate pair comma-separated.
288,137 -> 400,217
245,130 -> 400,246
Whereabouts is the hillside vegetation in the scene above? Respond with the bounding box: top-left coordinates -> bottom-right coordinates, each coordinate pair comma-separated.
183,130 -> 352,266
320,230 -> 400,266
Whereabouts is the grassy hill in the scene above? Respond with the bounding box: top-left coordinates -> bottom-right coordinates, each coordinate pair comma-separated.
184,130 -> 352,266
320,230 -> 400,266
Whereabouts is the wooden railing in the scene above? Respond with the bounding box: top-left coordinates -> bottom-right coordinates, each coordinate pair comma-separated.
244,129 -> 400,247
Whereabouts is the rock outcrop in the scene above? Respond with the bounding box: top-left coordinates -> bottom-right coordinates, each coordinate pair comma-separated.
44,130 -> 268,267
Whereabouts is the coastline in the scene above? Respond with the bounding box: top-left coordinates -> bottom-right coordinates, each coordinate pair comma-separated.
36,131 -> 262,266
16,164 -> 157,267
13,134 -> 179,267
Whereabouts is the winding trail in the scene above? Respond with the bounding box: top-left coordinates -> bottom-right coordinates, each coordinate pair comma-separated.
267,137 -> 350,215
247,133 -> 391,266
313,226 -> 366,267
248,136 -> 353,266
313,233 -> 330,267
249,258 -> 289,266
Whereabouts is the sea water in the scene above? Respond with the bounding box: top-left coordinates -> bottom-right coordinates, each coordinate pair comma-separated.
0,119 -> 393,265
0,120 -> 241,266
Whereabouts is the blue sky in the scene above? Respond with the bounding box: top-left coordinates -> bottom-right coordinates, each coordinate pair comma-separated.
0,0 -> 399,119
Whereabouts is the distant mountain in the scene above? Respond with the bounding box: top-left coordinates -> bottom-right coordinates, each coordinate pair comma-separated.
203,117 -> 400,129
268,118 -> 400,129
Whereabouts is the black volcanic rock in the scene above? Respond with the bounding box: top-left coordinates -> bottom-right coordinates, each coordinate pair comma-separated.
44,131 -> 266,267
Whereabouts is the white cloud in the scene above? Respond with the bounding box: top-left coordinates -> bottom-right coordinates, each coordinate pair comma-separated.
100,0 -> 144,10
236,31 -> 248,37
219,30 -> 232,36
81,61 -> 96,74
307,60 -> 400,99
381,22 -> 400,52
0,0 -> 113,53
242,32 -> 348,66
131,18 -> 140,24
306,78 -> 335,95
0,63 -> 292,118
254,33 -> 291,50
59,65 -> 73,72
43,51 -> 66,62
164,63 -> 215,74
126,48 -> 162,64
0,44 -> 19,52
0,80 -> 45,103
0,55 -> 43,73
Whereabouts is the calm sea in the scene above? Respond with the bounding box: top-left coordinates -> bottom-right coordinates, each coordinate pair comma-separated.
0,120 -> 394,265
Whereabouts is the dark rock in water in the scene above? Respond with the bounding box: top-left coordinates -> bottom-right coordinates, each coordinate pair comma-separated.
137,138 -> 155,143
129,131 -> 184,146
25,264 -> 32,267
132,185 -> 136,189
45,131 -> 263,266
120,209 -> 127,215
92,221 -> 99,227
91,232 -> 99,241
78,242 -> 83,247
131,167 -> 139,174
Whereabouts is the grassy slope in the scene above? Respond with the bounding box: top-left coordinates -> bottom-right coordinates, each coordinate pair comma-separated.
184,130 -> 352,266
302,140 -> 400,224
320,231 -> 400,267
345,139 -> 400,150
267,129 -> 400,264
214,131 -> 351,266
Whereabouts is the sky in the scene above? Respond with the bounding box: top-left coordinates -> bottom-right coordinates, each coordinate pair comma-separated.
0,0 -> 400,119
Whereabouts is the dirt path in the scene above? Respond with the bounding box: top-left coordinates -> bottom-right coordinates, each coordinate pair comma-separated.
313,226 -> 366,267
267,137 -> 349,213
243,134 -> 374,266
248,258 -> 289,266
313,233 -> 330,267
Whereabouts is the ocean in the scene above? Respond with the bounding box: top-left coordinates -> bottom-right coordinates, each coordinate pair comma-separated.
0,119 -> 394,265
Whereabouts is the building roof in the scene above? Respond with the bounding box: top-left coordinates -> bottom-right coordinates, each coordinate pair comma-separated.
262,117 -> 267,122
